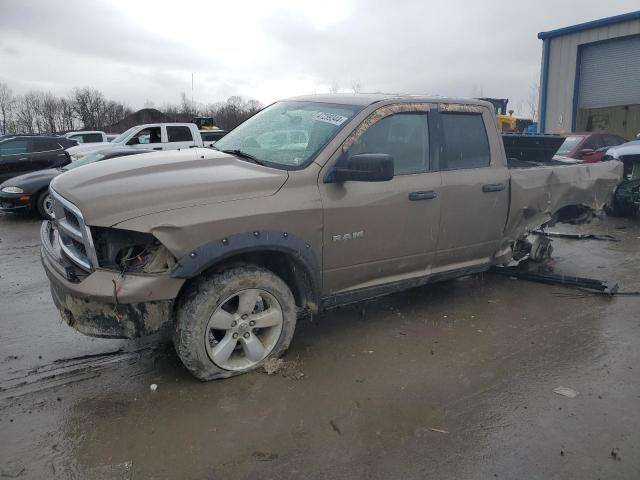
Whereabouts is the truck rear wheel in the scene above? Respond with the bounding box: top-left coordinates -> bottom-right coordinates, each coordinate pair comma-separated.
173,265 -> 297,380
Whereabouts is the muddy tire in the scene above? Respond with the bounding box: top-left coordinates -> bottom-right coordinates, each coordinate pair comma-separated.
36,190 -> 54,219
173,265 -> 297,380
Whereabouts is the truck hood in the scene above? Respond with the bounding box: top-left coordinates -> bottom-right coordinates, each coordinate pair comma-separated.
50,148 -> 288,226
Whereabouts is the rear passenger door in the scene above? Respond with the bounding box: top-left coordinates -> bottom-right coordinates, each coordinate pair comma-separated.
30,138 -> 69,170
431,106 -> 509,274
165,126 -> 196,150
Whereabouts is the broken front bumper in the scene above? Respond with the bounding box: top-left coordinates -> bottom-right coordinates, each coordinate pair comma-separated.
40,221 -> 185,339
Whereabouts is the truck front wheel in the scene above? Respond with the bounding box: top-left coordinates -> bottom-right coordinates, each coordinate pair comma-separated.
173,265 -> 297,380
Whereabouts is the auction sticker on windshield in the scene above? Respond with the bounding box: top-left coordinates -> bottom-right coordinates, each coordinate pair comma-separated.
313,112 -> 348,126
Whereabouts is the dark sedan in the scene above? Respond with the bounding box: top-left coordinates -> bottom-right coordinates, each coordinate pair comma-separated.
0,148 -> 151,219
0,135 -> 78,183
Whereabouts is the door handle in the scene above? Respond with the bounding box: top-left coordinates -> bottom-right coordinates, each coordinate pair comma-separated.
482,183 -> 506,193
19,158 -> 29,161
153,147 -> 163,151
409,191 -> 437,201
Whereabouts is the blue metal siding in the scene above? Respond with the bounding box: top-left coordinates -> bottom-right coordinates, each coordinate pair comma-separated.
538,15 -> 640,133
538,10 -> 640,40
539,39 -> 550,132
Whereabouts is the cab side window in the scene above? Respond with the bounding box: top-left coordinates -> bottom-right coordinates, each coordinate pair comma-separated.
32,138 -> 62,152
345,112 -> 429,175
167,126 -> 193,142
83,133 -> 104,143
439,113 -> 490,170
582,135 -> 604,150
603,134 -> 625,147
129,127 -> 162,145
0,139 -> 28,155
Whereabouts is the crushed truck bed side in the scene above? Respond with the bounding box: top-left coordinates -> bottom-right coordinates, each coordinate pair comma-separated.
504,160 -> 623,243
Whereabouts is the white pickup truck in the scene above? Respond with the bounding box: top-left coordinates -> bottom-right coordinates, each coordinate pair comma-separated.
66,123 -> 203,160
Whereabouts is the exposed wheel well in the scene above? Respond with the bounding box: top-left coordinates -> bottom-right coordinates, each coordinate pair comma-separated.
184,250 -> 318,313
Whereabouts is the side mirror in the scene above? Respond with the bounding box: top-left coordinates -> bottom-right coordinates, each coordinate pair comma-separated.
577,148 -> 595,158
326,153 -> 394,183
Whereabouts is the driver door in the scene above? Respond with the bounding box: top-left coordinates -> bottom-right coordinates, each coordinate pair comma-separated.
319,105 -> 441,297
128,126 -> 163,151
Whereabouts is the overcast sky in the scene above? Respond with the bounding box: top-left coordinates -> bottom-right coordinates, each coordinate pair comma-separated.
1,0 -> 638,115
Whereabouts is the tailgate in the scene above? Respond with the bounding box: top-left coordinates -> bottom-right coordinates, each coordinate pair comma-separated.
505,161 -> 623,242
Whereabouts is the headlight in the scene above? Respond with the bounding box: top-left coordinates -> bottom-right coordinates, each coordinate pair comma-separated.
1,186 -> 24,194
92,227 -> 176,273
70,153 -> 85,162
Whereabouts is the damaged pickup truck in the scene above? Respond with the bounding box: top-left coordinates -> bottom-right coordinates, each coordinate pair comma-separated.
40,95 -> 623,380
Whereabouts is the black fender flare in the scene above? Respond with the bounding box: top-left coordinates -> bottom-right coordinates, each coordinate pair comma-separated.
171,230 -> 320,305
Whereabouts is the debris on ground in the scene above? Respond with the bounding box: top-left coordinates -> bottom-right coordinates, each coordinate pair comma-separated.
149,383 -> 158,392
329,419 -> 342,435
533,230 -> 619,242
0,466 -> 26,478
491,266 -> 618,295
262,358 -> 304,380
429,428 -> 449,434
610,447 -> 621,461
252,451 -> 278,461
553,387 -> 578,398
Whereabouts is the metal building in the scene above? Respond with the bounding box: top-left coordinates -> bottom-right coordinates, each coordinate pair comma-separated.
538,11 -> 640,139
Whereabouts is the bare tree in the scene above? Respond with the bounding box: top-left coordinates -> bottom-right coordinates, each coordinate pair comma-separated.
103,100 -> 131,128
329,81 -> 340,94
39,92 -> 60,133
72,87 -> 107,130
350,80 -> 362,94
58,97 -> 77,132
0,82 -> 14,134
180,92 -> 195,117
0,80 -> 256,134
14,92 -> 42,134
195,96 -> 262,130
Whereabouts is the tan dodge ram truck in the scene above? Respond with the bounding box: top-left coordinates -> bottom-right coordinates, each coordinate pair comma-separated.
40,94 -> 622,380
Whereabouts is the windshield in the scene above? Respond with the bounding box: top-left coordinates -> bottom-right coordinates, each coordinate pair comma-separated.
556,136 -> 584,156
63,151 -> 106,170
110,127 -> 138,144
214,101 -> 362,169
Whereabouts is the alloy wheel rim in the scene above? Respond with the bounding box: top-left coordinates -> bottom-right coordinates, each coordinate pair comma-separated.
205,288 -> 284,371
43,194 -> 54,218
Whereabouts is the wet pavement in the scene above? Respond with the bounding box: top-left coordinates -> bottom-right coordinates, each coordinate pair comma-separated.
1,212 -> 639,479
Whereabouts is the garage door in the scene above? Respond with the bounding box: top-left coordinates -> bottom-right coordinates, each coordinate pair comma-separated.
578,35 -> 640,109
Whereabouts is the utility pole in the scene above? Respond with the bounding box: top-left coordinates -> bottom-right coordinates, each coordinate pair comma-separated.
191,73 -> 194,114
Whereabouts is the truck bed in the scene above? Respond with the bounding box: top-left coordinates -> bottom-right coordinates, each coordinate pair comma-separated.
504,159 -> 623,242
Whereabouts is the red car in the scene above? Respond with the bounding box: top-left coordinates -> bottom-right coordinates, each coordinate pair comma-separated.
555,132 -> 627,163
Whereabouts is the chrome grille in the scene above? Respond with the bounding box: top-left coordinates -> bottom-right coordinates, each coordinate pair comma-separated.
50,188 -> 97,271
63,208 -> 81,229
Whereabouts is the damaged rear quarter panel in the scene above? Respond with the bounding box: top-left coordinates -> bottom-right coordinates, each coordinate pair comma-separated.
505,160 -> 623,242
